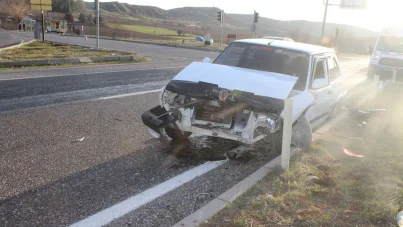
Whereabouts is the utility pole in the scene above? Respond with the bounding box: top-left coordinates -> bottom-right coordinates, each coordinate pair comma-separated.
217,10 -> 224,49
95,0 -> 100,50
321,0 -> 329,40
41,0 -> 45,42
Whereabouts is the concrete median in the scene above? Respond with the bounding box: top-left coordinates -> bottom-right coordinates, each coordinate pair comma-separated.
0,55 -> 138,68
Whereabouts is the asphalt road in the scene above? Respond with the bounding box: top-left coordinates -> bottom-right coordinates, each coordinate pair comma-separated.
0,40 -> 370,226
0,30 -> 23,48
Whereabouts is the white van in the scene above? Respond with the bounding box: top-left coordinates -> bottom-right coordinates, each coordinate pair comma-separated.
368,27 -> 403,84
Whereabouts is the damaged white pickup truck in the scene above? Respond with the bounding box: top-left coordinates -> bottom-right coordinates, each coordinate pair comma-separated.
142,39 -> 346,152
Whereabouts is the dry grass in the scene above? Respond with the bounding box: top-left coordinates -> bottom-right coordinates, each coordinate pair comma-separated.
0,41 -> 134,62
107,23 -> 196,40
202,84 -> 403,227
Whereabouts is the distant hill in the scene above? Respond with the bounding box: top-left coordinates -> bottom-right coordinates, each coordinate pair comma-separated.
84,1 -> 169,19
0,0 -> 376,39
83,2 -> 376,38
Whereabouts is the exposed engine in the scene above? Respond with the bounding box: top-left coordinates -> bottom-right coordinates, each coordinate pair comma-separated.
159,89 -> 281,144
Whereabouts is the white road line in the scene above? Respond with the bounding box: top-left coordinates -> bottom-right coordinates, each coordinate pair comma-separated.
0,88 -> 163,114
97,89 -> 162,100
0,66 -> 185,81
69,160 -> 227,227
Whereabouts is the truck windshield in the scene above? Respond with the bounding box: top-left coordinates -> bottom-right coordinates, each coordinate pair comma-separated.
214,42 -> 310,90
376,36 -> 403,53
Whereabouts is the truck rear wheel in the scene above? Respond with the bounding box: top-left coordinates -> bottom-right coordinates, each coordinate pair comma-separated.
165,127 -> 192,141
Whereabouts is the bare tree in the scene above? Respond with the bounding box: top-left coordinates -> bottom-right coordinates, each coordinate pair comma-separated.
6,0 -> 30,23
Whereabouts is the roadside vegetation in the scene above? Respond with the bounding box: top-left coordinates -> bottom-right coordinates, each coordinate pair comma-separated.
0,41 -> 134,62
107,23 -> 196,40
202,85 -> 403,227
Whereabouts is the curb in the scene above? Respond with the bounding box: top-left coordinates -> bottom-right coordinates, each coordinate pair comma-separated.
0,40 -> 35,52
0,55 -> 136,67
172,149 -> 299,227
61,34 -> 222,53
173,81 -> 374,227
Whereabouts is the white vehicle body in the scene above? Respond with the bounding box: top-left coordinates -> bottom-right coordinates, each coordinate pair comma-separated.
368,26 -> 403,86
141,39 -> 347,146
261,36 -> 295,42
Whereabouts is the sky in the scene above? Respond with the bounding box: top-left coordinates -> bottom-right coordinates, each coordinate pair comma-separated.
98,0 -> 402,31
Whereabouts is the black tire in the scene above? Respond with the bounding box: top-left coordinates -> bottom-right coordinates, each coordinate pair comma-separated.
165,127 -> 192,141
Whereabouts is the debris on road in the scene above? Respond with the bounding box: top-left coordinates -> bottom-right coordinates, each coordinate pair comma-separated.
349,137 -> 363,141
265,193 -> 274,200
306,175 -> 319,181
358,110 -> 369,114
77,137 -> 85,142
343,148 -> 364,158
358,109 -> 386,115
367,108 -> 386,112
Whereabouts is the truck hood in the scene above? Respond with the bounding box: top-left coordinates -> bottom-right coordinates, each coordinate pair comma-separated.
171,62 -> 298,100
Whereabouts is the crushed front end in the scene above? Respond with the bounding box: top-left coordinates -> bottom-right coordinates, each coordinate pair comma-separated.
141,81 -> 284,144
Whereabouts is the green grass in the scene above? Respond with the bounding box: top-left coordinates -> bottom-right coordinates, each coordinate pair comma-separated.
0,41 -> 134,62
107,23 -> 196,40
201,85 -> 403,227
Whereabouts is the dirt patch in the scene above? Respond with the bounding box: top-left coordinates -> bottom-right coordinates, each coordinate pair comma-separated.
201,84 -> 403,227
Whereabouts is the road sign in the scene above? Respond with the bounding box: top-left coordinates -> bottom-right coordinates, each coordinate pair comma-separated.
31,0 -> 52,4
31,4 -> 52,11
340,0 -> 368,8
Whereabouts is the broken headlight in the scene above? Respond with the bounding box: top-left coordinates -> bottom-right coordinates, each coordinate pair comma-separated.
256,114 -> 277,134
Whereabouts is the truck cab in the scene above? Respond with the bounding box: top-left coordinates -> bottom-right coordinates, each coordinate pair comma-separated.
368,27 -> 403,84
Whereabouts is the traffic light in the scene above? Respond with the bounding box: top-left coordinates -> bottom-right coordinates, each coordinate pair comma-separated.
336,28 -> 340,37
254,11 -> 259,23
217,10 -> 223,22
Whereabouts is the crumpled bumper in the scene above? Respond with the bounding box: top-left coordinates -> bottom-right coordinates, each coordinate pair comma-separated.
141,106 -> 169,134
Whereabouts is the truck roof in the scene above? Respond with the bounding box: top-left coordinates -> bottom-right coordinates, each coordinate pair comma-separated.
234,39 -> 334,55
